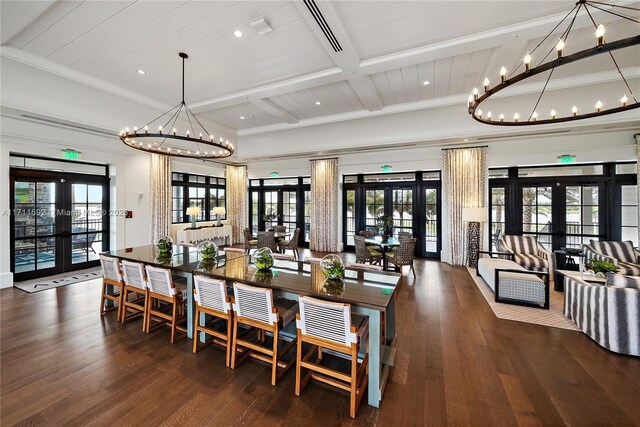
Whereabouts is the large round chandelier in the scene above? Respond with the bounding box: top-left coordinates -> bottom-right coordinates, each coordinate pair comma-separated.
468,0 -> 639,126
119,53 -> 234,159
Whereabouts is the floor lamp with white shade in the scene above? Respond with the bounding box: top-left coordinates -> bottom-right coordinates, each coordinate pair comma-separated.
462,207 -> 488,268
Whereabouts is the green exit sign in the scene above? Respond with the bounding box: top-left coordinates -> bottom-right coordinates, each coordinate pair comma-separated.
557,154 -> 575,164
381,165 -> 392,172
62,149 -> 80,160
270,172 -> 279,177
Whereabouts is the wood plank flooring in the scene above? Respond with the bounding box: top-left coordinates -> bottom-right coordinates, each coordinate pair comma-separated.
2,254 -> 640,426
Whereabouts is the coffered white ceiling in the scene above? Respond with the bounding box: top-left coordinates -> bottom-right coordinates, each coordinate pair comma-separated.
1,0 -> 638,134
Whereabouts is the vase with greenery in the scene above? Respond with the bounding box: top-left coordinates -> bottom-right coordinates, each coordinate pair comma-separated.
262,211 -> 277,222
156,236 -> 173,253
252,247 -> 274,270
320,254 -> 345,279
376,214 -> 394,240
155,252 -> 173,265
197,240 -> 218,260
585,258 -> 617,277
197,259 -> 217,273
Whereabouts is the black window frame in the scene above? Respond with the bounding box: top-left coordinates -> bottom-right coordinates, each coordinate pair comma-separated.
171,172 -> 226,224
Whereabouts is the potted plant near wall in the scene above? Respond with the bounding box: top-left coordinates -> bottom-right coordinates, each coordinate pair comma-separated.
376,215 -> 394,241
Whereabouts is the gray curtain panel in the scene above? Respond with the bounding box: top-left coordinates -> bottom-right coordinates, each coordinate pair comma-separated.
442,147 -> 487,265
149,153 -> 171,244
226,165 -> 248,244
310,158 -> 339,252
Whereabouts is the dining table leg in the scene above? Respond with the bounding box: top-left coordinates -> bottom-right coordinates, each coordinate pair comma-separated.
354,306 -> 382,408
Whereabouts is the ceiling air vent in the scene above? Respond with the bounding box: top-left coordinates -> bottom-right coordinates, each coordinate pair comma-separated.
303,0 -> 342,52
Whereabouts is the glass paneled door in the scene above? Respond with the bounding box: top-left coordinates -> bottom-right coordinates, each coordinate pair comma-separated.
11,170 -> 109,281
12,179 -> 59,277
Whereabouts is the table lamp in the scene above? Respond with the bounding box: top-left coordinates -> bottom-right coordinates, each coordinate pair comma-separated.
186,206 -> 201,229
212,206 -> 226,226
462,207 -> 488,268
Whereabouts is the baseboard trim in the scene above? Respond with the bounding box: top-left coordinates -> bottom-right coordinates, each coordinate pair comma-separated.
0,272 -> 14,289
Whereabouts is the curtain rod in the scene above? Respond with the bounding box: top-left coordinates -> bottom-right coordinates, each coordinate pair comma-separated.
441,145 -> 488,151
309,157 -> 339,161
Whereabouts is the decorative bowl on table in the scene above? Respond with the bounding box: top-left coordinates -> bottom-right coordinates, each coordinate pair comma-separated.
197,258 -> 217,273
197,240 -> 218,260
561,247 -> 582,255
320,254 -> 345,279
252,247 -> 274,270
156,235 -> 173,253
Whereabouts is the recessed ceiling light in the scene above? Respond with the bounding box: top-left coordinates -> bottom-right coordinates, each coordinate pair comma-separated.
422,80 -> 430,85
233,30 -> 243,38
240,116 -> 245,120
315,101 -> 321,105
137,69 -> 146,75
463,138 -> 469,142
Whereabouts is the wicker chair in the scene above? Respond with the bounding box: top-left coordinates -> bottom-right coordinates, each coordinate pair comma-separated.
397,231 -> 413,239
243,228 -> 258,253
386,237 -> 417,276
257,231 -> 278,251
354,235 -> 382,265
358,230 -> 375,238
274,225 -> 287,233
279,228 -> 300,259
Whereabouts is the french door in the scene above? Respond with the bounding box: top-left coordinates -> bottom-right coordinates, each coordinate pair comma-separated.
10,169 -> 110,281
518,182 -> 604,250
249,182 -> 311,247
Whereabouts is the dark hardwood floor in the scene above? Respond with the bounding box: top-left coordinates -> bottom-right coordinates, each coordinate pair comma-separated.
2,253 -> 640,426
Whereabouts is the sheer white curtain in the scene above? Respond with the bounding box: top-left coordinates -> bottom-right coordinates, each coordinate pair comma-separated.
310,158 -> 338,252
442,147 -> 487,265
149,153 -> 171,244
226,165 -> 248,244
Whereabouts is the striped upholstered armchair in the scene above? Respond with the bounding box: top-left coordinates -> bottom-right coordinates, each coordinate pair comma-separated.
583,240 -> 640,276
497,235 -> 556,282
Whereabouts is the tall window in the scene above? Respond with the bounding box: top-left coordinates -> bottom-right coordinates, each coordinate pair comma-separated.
522,186 -> 553,249
425,188 -> 438,253
621,184 -> 638,245
565,185 -> 599,248
491,187 -> 506,250
171,172 -> 226,223
392,189 -> 413,236
365,189 -> 385,230
345,189 -> 356,246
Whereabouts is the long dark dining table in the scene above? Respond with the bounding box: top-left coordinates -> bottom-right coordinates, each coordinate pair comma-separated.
103,245 -> 401,408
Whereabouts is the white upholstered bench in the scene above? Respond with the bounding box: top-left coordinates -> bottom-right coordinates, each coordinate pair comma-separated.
477,251 -> 550,309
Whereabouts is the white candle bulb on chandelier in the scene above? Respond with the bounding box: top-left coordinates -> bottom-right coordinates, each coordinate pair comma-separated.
596,100 -> 602,112
483,77 -> 490,92
621,95 -> 628,107
524,52 -> 532,71
596,24 -> 605,46
499,114 -> 504,122
556,39 -> 565,59
551,109 -> 557,119
487,111 -> 492,120
472,87 -> 479,100
500,66 -> 507,82
477,109 -> 482,117
513,112 -> 520,122
571,106 -> 578,116
532,111 -> 538,121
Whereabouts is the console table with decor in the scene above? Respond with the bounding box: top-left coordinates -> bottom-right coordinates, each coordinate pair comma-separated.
177,225 -> 232,245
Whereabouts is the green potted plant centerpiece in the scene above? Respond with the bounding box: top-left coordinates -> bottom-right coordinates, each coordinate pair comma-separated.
320,254 -> 345,279
585,258 -> 618,278
252,247 -> 274,270
197,240 -> 218,260
156,235 -> 173,254
376,215 -> 394,241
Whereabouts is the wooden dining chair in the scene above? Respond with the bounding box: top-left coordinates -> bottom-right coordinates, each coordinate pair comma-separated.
193,275 -> 233,366
99,254 -> 124,321
230,282 -> 298,385
243,228 -> 258,253
295,296 -> 369,418
279,228 -> 300,259
121,260 -> 148,331
257,231 -> 278,252
144,265 -> 187,343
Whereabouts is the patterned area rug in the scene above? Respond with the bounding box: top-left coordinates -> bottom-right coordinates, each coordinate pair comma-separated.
467,267 -> 579,331
14,267 -> 102,294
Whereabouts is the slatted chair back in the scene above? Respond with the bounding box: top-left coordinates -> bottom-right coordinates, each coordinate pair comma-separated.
499,235 -> 539,255
354,235 -> 375,263
358,230 -> 375,238
274,225 -> 286,233
297,296 -> 356,346
397,231 -> 413,239
194,275 -> 231,313
257,231 -> 278,251
590,240 -> 636,263
121,260 -> 146,290
394,238 -> 417,265
232,282 -> 278,325
145,265 -> 175,297
100,255 -> 121,282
